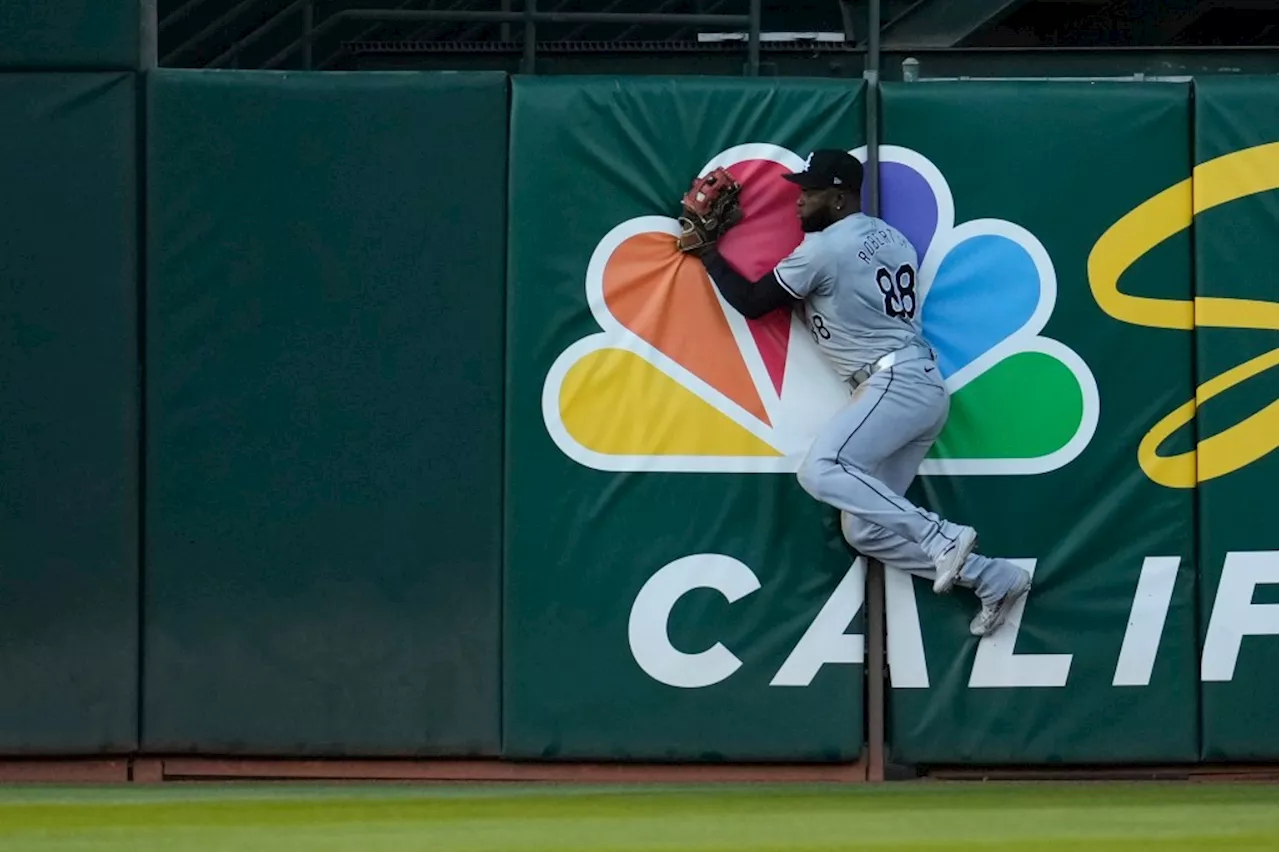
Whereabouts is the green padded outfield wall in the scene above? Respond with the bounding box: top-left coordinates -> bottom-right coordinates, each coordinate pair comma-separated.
506,77 -> 868,761
145,71 -> 507,755
0,73 -> 138,752
0,1 -> 145,69
881,81 -> 1198,764
1190,75 -> 1278,761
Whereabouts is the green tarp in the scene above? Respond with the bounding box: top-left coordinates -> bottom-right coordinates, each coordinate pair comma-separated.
505,77 -> 868,761
0,0 -> 143,69
0,73 -> 139,752
882,81 -> 1198,764
1192,75 -> 1279,762
144,71 -> 508,755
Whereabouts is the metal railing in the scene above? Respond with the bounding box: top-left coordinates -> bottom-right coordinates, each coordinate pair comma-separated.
170,1 -> 768,74
307,3 -> 764,74
202,0 -> 312,68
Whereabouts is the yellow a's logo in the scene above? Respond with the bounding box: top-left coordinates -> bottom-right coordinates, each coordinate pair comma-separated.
1089,142 -> 1279,488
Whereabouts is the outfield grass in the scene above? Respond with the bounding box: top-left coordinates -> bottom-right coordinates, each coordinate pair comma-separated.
0,781 -> 1273,851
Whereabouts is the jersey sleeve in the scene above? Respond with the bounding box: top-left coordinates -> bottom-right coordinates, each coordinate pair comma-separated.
771,235 -> 828,299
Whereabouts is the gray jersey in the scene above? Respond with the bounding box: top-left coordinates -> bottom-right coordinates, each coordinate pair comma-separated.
771,212 -> 927,381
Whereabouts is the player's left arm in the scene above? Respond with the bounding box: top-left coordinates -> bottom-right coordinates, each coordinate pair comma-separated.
697,247 -> 799,319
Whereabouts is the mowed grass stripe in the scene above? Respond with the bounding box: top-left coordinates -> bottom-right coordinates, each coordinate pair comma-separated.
0,781 -> 1272,852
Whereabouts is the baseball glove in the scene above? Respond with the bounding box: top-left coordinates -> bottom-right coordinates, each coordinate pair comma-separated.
676,168 -> 743,253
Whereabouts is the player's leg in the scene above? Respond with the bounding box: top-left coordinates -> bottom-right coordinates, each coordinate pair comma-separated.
838,407 -> 1031,635
842,515 -> 1028,630
796,359 -> 975,573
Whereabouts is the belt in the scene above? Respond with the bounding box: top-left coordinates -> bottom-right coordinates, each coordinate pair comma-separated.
848,345 -> 936,388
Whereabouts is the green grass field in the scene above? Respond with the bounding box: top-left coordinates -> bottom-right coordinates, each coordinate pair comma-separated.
0,781 -> 1274,851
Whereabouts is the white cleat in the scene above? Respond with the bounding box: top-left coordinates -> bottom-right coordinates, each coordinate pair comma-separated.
969,570 -> 1032,637
932,526 -> 978,594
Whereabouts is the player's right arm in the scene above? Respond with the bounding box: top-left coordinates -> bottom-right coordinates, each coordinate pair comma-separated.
699,248 -> 799,319
698,235 -> 827,319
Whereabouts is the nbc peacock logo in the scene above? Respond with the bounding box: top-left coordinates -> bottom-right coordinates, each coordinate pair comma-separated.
542,143 -> 1099,475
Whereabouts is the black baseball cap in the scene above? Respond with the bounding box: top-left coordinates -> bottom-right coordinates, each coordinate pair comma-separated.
782,149 -> 864,190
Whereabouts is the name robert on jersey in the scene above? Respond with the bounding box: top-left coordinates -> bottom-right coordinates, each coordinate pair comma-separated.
856,227 -> 914,265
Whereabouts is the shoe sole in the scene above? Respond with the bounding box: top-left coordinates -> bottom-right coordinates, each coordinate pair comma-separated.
932,527 -> 978,594
971,574 -> 1032,637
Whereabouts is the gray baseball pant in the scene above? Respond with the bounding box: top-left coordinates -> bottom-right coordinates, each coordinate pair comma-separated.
796,357 -> 1023,606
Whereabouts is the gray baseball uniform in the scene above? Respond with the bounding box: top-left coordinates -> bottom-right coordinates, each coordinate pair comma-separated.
777,212 -> 1024,606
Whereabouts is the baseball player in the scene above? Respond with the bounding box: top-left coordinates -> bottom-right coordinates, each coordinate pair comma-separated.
680,149 -> 1032,636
